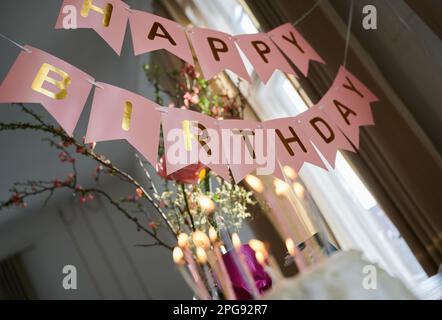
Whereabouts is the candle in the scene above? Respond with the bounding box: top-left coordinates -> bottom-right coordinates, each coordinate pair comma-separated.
232,233 -> 261,299
245,174 -> 264,193
286,238 -> 306,271
215,215 -> 259,298
255,251 -> 278,282
196,247 -> 219,300
251,242 -> 284,282
173,247 -> 200,297
208,226 -> 218,243
192,230 -> 210,250
248,239 -> 267,256
303,187 -> 334,257
215,215 -> 234,251
183,247 -> 211,300
264,186 -> 309,271
177,233 -> 189,248
208,226 -> 236,300
283,165 -> 297,180
198,195 -> 216,213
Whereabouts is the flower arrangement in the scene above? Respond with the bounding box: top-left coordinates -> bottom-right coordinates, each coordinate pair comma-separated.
144,62 -> 256,235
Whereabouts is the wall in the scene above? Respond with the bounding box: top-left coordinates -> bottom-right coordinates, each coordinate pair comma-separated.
0,0 -> 192,299
330,0 -> 442,153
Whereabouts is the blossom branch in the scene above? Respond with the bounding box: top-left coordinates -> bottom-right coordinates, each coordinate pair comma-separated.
0,103 -> 177,246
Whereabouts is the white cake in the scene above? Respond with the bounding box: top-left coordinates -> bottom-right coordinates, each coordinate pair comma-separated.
263,250 -> 416,300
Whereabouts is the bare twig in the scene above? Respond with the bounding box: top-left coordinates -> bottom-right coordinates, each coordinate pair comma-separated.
0,103 -> 177,247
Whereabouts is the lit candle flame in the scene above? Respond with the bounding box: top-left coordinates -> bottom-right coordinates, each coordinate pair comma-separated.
283,166 -> 297,180
177,233 -> 189,248
208,226 -> 217,243
293,182 -> 305,199
248,239 -> 268,258
245,175 -> 264,193
255,250 -> 266,266
196,247 -> 207,264
192,231 -> 210,249
173,247 -> 186,265
274,179 -> 289,196
285,238 -> 296,256
198,195 -> 215,213
232,232 -> 241,251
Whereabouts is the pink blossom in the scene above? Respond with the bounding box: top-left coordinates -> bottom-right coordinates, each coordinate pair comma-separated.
135,188 -> 143,198
190,93 -> 199,104
11,193 -> 21,206
148,221 -> 159,230
76,146 -> 85,154
183,92 -> 192,100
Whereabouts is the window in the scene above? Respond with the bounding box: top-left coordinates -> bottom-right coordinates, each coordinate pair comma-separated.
176,0 -> 427,287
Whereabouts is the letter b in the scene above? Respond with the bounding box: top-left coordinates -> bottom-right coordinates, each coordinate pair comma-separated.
31,63 -> 71,100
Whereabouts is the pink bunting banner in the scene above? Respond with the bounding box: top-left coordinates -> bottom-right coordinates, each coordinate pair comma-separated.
0,41 -> 379,182
85,82 -> 161,165
234,33 -> 296,84
0,45 -> 93,136
296,105 -> 355,168
187,28 -> 251,82
129,10 -> 194,65
217,119 -> 271,183
269,23 -> 325,77
55,0 -> 130,55
161,108 -> 231,180
263,117 -> 326,180
319,66 -> 379,148
53,5 -> 330,83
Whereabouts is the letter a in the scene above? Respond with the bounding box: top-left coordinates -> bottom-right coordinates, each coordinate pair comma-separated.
62,265 -> 77,290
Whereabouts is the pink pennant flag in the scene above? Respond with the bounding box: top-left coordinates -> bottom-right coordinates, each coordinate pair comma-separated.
296,106 -> 355,168
0,46 -> 93,136
269,23 -> 324,77
218,119 -> 273,183
187,28 -> 251,82
234,33 -> 296,83
129,10 -> 194,65
161,108 -> 230,180
84,82 -> 161,165
320,66 -> 379,148
334,66 -> 379,104
263,117 -> 325,180
55,0 -> 130,55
